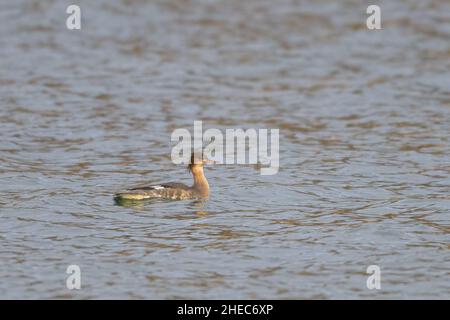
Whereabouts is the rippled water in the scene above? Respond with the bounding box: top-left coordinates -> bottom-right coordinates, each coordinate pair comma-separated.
0,0 -> 449,299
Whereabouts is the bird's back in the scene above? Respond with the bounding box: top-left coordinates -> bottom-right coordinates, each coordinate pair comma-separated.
115,182 -> 193,201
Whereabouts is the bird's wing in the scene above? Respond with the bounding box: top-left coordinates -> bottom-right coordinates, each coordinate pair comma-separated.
160,182 -> 190,190
128,182 -> 189,191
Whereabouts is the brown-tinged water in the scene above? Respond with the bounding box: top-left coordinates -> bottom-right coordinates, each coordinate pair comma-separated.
0,0 -> 449,299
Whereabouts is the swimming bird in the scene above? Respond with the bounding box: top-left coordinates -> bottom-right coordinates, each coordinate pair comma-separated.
114,153 -> 215,201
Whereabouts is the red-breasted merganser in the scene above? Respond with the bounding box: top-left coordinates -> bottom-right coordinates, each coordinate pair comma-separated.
114,153 -> 215,201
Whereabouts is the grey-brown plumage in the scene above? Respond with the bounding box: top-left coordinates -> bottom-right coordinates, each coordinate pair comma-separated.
114,153 -> 213,201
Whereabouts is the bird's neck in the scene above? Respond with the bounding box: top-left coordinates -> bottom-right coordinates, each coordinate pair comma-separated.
191,167 -> 209,196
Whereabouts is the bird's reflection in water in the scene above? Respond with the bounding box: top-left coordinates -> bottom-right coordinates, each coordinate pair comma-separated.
188,199 -> 210,216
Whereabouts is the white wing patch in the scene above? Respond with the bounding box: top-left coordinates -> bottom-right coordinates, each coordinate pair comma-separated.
152,185 -> 165,190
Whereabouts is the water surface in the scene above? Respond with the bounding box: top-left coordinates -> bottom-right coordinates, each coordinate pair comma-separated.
0,0 -> 449,299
